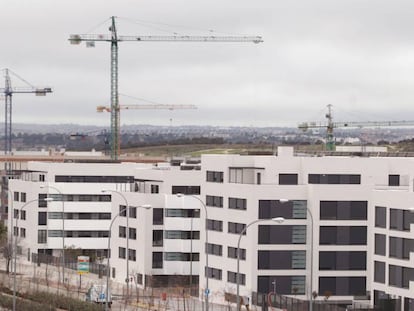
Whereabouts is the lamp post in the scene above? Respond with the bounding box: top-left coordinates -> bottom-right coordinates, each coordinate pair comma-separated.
176,194 -> 209,311
40,185 -> 65,288
102,189 -> 132,301
13,198 -> 48,311
236,217 -> 285,311
105,203 -> 151,311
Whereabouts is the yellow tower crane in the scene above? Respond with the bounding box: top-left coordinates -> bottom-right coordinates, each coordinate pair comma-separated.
97,104 -> 197,156
70,16 -> 263,160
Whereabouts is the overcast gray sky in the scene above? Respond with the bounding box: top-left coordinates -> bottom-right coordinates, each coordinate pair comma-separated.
2,0 -> 414,128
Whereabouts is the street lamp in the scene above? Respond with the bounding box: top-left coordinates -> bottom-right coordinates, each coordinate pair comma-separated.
40,185 -> 65,288
13,198 -> 50,311
101,189 -> 133,301
236,217 -> 285,311
176,193 -> 210,311
105,203 -> 151,311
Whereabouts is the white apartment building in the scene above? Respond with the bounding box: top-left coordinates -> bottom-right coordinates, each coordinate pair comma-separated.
8,148 -> 414,311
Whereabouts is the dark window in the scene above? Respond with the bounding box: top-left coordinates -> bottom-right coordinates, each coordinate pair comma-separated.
206,171 -> 223,183
38,230 -> 47,243
129,207 -> 137,218
206,243 -> 222,256
13,192 -> 19,202
319,277 -> 366,296
128,249 -> 136,261
375,234 -> 386,256
20,228 -> 26,238
259,200 -> 307,220
206,195 -> 223,208
13,209 -> 18,219
38,212 -> 47,226
389,236 -> 413,259
228,271 -> 245,285
319,226 -> 367,245
165,209 -> 199,218
375,206 -> 386,228
119,226 -> 126,238
119,247 -> 126,259
320,201 -> 367,220
207,219 -> 223,232
308,174 -> 360,184
55,175 -> 134,183
172,186 -> 200,195
228,247 -> 246,260
119,205 -> 127,217
319,251 -> 366,270
228,198 -> 247,210
259,225 -> 306,244
258,276 -> 305,295
20,210 -> 26,220
259,250 -> 306,269
388,174 -> 400,186
129,228 -> 136,240
390,209 -> 413,231
153,208 -> 164,225
151,185 -> 159,193
228,222 -> 246,235
20,192 -> 26,203
38,193 -> 47,208
152,230 -> 163,246
374,261 -> 385,284
152,252 -> 163,269
164,230 -> 199,239
205,267 -> 222,280
389,265 -> 414,288
164,252 -> 199,261
279,174 -> 298,185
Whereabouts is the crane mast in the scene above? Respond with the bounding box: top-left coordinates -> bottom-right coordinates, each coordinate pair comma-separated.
298,105 -> 414,150
70,16 -> 263,160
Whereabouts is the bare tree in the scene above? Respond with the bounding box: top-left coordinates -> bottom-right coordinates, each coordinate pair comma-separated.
0,223 -> 12,274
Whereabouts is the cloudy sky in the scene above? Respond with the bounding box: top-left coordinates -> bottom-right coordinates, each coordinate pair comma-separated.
1,0 -> 414,128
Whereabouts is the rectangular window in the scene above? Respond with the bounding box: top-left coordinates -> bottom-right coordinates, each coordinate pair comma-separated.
375,206 -> 386,228
119,247 -> 126,259
259,250 -> 306,269
55,175 -> 134,183
119,205 -> 127,217
258,276 -> 306,295
206,243 -> 222,256
228,271 -> 245,285
207,219 -> 223,232
129,228 -> 137,240
38,230 -> 47,243
228,247 -> 246,260
319,277 -> 366,296
20,210 -> 26,220
206,195 -> 223,208
152,230 -> 163,246
308,174 -> 361,184
13,191 -> 19,202
20,192 -> 26,203
164,230 -> 199,239
375,234 -> 386,256
320,201 -> 367,220
389,265 -> 414,288
259,225 -> 306,245
319,226 -> 367,245
128,249 -> 136,261
165,209 -> 200,218
228,222 -> 246,235
259,200 -> 307,220
206,171 -> 223,183
390,209 -> 413,231
279,174 -> 298,185
171,186 -> 200,195
119,226 -> 126,238
319,251 -> 366,270
152,252 -> 163,269
13,209 -> 18,219
153,208 -> 164,225
13,227 -> 18,236
205,267 -> 222,280
38,194 -> 47,208
388,174 -> 400,186
20,228 -> 26,238
228,198 -> 247,210
38,212 -> 47,226
389,236 -> 413,259
374,261 -> 385,284
129,207 -> 137,218
164,252 -> 199,261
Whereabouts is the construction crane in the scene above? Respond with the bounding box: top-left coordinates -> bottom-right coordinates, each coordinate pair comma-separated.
97,104 -> 197,155
298,104 -> 414,150
0,68 -> 52,218
69,16 -> 263,160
